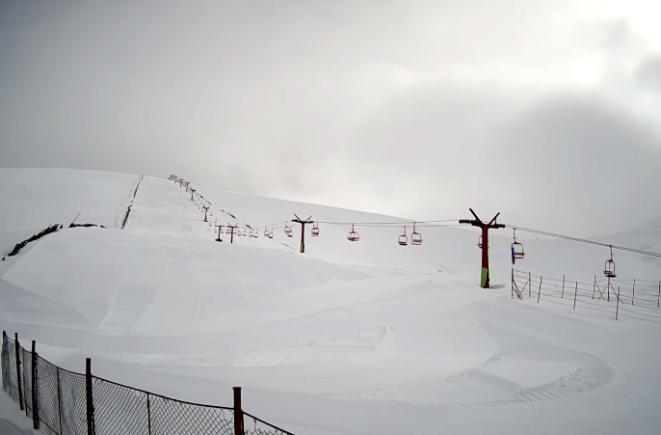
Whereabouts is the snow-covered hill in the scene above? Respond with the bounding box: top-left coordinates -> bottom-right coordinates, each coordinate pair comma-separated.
1,169 -> 660,435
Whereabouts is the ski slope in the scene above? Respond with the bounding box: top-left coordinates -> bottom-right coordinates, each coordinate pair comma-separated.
1,169 -> 660,434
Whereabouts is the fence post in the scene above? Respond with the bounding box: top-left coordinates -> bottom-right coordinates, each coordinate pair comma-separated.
615,286 -> 621,320
658,281 -> 660,309
528,272 -> 532,298
592,276 -> 596,299
85,358 -> 95,435
146,393 -> 152,435
56,367 -> 63,434
561,274 -> 565,299
537,276 -> 542,304
573,282 -> 578,310
14,333 -> 24,411
510,269 -> 513,299
631,279 -> 635,306
233,386 -> 244,435
31,340 -> 39,430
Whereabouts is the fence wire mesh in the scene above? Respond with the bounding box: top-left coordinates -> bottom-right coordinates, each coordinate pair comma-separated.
58,368 -> 88,435
37,356 -> 62,435
149,394 -> 234,435
1,332 -> 296,435
3,335 -> 19,402
93,377 -> 149,435
244,412 -> 296,435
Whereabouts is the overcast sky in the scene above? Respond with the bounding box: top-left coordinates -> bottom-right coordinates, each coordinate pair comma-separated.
1,0 -> 660,235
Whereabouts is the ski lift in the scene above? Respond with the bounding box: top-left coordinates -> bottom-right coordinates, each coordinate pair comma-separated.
398,227 -> 408,246
347,224 -> 360,242
511,228 -> 524,262
477,235 -> 483,248
284,222 -> 292,235
264,227 -> 270,237
225,226 -> 232,234
250,228 -> 258,238
268,228 -> 274,239
311,222 -> 320,237
604,246 -> 616,278
411,223 -> 422,246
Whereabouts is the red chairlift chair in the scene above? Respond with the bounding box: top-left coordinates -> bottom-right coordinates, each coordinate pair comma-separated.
347,224 -> 360,242
411,223 -> 422,246
311,222 -> 320,237
398,227 -> 408,246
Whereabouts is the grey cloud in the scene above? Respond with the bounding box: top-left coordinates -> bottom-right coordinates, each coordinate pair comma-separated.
636,55 -> 661,90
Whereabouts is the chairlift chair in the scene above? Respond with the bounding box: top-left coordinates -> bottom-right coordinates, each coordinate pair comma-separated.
511,229 -> 525,260
311,222 -> 320,237
604,246 -> 616,278
268,228 -> 274,239
347,224 -> 360,242
398,227 -> 408,246
411,223 -> 422,246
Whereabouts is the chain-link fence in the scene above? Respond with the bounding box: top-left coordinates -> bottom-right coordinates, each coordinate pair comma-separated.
1,331 -> 295,435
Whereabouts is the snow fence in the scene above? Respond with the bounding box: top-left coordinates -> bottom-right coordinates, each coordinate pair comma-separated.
1,331 -> 295,435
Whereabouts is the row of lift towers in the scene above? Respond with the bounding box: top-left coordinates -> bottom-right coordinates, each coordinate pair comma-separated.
282,209 -> 617,291
192,187 -> 616,291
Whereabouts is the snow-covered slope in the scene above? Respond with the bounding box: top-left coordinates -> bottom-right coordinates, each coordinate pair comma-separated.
1,169 -> 660,435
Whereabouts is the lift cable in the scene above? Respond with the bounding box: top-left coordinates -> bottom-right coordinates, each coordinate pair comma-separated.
507,225 -> 661,259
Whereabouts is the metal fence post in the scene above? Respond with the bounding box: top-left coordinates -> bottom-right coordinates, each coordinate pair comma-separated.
561,274 -> 565,299
631,279 -> 635,306
658,281 -> 660,309
537,276 -> 542,304
615,286 -> 621,320
233,386 -> 244,435
573,282 -> 578,310
592,276 -> 596,299
528,272 -> 531,298
14,333 -> 24,411
31,340 -> 39,430
85,358 -> 95,435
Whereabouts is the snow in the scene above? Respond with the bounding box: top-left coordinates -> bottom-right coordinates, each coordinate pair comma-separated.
1,169 -> 660,434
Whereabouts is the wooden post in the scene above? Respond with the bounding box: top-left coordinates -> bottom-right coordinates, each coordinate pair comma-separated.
615,286 -> 621,320
233,386 -> 244,435
14,333 -> 24,411
631,279 -> 635,306
561,274 -> 566,299
31,340 -> 39,430
56,368 -> 63,434
85,358 -> 95,435
537,276 -> 542,304
146,393 -> 152,435
573,282 -> 578,310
